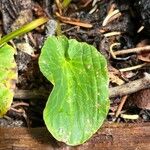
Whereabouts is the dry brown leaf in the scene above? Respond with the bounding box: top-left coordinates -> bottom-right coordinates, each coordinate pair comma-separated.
137,52 -> 150,62
108,65 -> 124,85
109,72 -> 124,85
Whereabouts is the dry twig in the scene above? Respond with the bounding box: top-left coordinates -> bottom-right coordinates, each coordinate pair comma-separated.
119,63 -> 147,72
81,0 -> 92,8
56,12 -> 93,28
109,42 -> 121,59
89,5 -> 97,14
109,73 -> 150,98
11,102 -> 29,108
114,45 -> 150,56
104,32 -> 121,37
14,74 -> 150,99
115,95 -> 128,117
120,114 -> 139,120
102,9 -> 121,26
55,0 -> 62,15
137,26 -> 144,33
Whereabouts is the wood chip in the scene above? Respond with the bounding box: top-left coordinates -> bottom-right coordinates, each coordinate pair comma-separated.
129,89 -> 150,110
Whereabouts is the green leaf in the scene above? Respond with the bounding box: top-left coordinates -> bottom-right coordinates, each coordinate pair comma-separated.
39,36 -> 109,145
0,17 -> 48,46
0,44 -> 17,117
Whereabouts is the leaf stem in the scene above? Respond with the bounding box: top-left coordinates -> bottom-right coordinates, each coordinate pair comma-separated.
0,17 -> 48,46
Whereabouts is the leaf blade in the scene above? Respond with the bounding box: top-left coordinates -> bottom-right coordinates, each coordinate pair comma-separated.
39,36 -> 109,145
0,44 -> 17,117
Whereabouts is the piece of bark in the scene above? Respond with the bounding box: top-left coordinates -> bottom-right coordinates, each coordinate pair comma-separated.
1,0 -> 32,33
128,89 -> 150,110
0,123 -> 149,150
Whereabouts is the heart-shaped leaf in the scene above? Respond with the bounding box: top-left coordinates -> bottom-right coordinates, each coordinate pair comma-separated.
0,44 -> 17,117
39,36 -> 109,145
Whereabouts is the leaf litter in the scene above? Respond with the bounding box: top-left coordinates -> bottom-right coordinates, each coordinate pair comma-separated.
0,0 -> 149,132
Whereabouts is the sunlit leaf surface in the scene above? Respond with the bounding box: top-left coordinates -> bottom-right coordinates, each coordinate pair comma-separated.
0,44 -> 17,117
39,36 -> 109,145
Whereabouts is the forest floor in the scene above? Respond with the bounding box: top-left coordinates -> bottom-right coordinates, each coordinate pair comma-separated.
0,0 -> 150,128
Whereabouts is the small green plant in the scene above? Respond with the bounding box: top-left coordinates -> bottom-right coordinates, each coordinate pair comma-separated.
0,17 -> 48,46
0,17 -> 48,116
39,36 -> 110,145
0,17 -> 109,146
